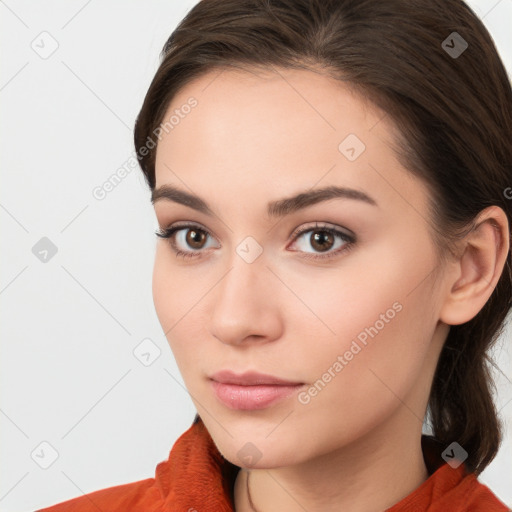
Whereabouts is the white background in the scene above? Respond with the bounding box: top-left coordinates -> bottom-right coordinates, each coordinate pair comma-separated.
1,1 -> 511,510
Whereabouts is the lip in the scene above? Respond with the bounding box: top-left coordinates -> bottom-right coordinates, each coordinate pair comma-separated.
209,370 -> 303,386
210,381 -> 304,410
209,370 -> 305,410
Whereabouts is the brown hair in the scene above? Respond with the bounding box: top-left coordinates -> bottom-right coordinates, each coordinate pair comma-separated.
134,0 -> 512,474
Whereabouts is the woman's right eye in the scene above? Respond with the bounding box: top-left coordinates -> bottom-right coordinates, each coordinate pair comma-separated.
155,223 -> 218,260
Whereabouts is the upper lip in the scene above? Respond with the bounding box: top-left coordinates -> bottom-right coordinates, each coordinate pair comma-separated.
209,370 -> 303,386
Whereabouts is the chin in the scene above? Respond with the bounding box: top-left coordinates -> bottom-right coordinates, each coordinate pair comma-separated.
210,428 -> 303,470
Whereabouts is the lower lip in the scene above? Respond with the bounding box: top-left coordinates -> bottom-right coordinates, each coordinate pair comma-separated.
210,380 -> 304,410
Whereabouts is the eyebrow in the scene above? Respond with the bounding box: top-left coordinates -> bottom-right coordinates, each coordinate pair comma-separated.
151,184 -> 378,218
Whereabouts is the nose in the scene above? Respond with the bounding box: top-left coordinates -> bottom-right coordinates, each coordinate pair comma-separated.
209,253 -> 283,347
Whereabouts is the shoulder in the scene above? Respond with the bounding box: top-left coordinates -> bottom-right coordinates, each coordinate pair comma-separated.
422,464 -> 510,512
403,463 -> 510,511
35,477 -> 161,512
455,472 -> 510,511
413,436 -> 510,511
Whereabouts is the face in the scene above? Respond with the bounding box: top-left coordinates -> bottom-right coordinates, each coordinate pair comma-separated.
152,67 -> 450,468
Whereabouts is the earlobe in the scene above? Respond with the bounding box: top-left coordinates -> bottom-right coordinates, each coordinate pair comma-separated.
439,206 -> 509,326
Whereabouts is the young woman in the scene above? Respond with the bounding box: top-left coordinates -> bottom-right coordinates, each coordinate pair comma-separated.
38,0 -> 512,510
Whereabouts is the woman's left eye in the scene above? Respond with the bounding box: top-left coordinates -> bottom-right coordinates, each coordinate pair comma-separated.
155,222 -> 356,261
288,223 -> 355,260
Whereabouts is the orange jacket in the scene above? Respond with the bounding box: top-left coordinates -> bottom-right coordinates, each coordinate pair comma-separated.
36,416 -> 510,511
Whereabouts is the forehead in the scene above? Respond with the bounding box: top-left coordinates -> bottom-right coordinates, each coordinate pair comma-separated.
158,66 -> 385,153
153,67 -> 429,221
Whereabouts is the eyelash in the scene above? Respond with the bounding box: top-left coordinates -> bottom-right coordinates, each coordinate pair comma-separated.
155,222 -> 356,261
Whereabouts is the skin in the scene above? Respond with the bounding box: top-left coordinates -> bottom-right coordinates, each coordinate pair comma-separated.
151,66 -> 509,512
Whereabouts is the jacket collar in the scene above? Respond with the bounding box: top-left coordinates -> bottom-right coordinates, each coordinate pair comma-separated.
155,416 -> 239,511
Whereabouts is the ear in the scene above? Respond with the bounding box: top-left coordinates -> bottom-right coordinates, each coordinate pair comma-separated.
439,206 -> 510,326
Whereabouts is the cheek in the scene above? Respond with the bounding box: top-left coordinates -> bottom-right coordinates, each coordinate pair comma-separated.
289,296 -> 435,452
152,249 -> 173,328
290,239 -> 439,399
152,248 -> 200,330
283,261 -> 403,365
151,249 -> 212,375
152,249 -> 193,361
311,231 -> 437,350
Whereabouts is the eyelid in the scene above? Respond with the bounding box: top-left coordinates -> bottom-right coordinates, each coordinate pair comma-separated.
157,220 -> 354,241
288,221 -> 355,241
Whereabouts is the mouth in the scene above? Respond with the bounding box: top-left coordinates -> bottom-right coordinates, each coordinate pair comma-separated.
209,370 -> 305,410
209,369 -> 303,386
